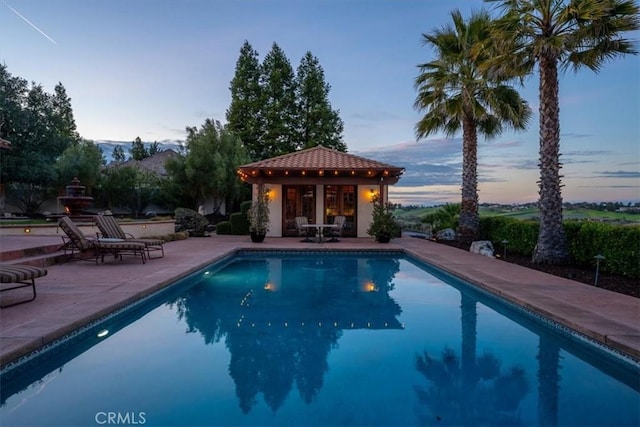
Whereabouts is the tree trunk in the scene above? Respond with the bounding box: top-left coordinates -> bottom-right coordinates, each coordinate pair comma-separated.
457,117 -> 480,243
533,54 -> 569,264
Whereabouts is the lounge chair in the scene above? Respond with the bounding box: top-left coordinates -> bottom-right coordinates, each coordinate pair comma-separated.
327,215 -> 346,242
58,216 -> 147,264
295,216 -> 314,242
0,264 -> 47,307
94,214 -> 165,259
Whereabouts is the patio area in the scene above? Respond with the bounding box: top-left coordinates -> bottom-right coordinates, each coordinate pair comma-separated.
1,234 -> 638,367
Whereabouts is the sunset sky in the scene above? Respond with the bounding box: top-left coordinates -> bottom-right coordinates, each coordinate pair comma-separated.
2,0 -> 638,205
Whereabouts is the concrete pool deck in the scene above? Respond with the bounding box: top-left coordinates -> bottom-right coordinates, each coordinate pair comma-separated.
1,234 -> 639,368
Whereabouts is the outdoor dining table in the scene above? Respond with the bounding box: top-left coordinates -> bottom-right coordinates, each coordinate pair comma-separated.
301,224 -> 339,243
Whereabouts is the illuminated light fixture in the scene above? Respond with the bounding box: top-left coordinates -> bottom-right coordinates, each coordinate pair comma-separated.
252,170 -> 257,175
285,170 -> 289,175
334,170 -> 338,175
141,224 -> 147,229
204,271 -> 211,275
301,170 -> 306,176
368,170 -> 372,175
23,227 -> 31,233
268,170 -> 272,175
319,170 -> 324,176
97,329 -> 109,338
264,282 -> 272,290
384,170 -> 389,176
351,170 -> 355,175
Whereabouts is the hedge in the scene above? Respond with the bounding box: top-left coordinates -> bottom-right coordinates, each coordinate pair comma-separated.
479,217 -> 640,278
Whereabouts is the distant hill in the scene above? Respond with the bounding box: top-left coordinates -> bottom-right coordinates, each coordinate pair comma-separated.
95,139 -> 184,163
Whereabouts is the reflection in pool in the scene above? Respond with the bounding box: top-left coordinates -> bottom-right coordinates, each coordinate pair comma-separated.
1,252 -> 638,426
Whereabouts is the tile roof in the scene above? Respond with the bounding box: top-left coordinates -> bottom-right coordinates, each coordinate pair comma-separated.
109,149 -> 178,176
238,146 -> 403,175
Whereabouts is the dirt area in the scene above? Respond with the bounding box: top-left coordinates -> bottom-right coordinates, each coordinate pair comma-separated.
435,240 -> 639,299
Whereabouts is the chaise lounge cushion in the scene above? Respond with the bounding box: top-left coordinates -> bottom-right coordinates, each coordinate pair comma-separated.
0,264 -> 47,307
94,215 -> 164,259
0,264 -> 48,284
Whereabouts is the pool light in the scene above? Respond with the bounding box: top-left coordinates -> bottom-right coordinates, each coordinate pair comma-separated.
97,329 -> 109,338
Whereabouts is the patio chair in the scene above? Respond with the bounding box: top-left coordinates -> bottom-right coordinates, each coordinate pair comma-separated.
0,264 -> 47,308
58,216 -> 147,264
94,214 -> 165,259
327,215 -> 346,242
295,216 -> 315,242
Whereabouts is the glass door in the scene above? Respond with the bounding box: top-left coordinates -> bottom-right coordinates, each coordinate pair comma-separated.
324,185 -> 356,237
282,185 -> 316,237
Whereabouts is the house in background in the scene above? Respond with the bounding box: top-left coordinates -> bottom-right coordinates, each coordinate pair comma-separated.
237,146 -> 404,237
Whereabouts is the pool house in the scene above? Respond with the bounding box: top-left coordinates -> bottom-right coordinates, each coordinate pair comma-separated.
237,146 -> 404,238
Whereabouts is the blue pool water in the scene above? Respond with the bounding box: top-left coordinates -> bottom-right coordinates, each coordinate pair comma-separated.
1,251 -> 638,426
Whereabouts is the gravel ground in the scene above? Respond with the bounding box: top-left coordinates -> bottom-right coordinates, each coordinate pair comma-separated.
436,240 -> 639,299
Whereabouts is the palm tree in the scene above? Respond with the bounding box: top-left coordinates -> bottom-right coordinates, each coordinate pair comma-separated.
486,0 -> 639,264
414,9 -> 531,243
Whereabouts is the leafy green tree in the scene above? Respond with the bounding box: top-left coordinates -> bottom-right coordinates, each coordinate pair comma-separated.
112,145 -> 126,162
163,154 -> 197,209
166,119 -> 249,213
295,52 -> 346,151
55,139 -> 105,195
487,0 -> 639,264
98,165 -> 159,215
260,42 -> 298,158
148,141 -> 161,156
414,9 -> 531,242
98,166 -> 137,212
226,41 -> 264,161
129,136 -> 148,161
1,66 -> 79,186
0,64 -> 79,214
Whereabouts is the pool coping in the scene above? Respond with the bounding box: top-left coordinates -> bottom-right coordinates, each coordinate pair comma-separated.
1,236 -> 638,369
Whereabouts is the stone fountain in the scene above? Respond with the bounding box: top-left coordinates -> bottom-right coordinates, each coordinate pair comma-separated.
58,177 -> 94,220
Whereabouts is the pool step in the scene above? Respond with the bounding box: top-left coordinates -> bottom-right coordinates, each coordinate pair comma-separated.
0,243 -> 67,267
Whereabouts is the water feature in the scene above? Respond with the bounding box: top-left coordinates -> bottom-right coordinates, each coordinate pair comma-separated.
57,177 -> 93,219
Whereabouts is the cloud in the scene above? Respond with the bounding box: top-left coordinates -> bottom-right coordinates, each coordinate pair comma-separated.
594,171 -> 640,178
563,150 -> 612,157
561,132 -> 592,139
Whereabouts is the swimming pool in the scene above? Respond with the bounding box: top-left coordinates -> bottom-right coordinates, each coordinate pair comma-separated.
1,251 -> 638,426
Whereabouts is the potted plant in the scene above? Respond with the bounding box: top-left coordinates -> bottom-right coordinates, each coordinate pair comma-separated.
366,193 -> 401,243
247,184 -> 270,243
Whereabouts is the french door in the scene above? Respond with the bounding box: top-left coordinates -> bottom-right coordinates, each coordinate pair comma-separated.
323,185 -> 356,237
282,184 -> 357,237
282,185 -> 316,237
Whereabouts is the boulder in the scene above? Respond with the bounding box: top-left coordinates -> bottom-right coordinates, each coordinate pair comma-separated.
174,207 -> 209,237
436,228 -> 456,241
470,240 -> 495,258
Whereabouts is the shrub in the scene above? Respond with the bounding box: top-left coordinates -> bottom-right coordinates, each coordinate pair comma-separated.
479,217 -> 537,256
480,217 -> 640,278
566,222 -> 640,277
230,212 -> 250,235
215,221 -> 232,235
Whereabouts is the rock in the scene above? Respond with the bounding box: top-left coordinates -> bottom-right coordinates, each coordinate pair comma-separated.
470,240 -> 495,258
436,228 -> 456,241
174,207 -> 209,237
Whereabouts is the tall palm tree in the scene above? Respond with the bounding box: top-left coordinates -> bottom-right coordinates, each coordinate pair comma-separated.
486,0 -> 639,264
414,9 -> 531,243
